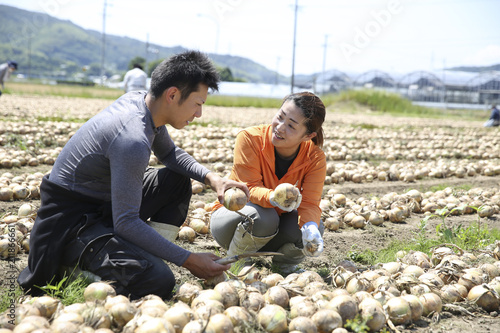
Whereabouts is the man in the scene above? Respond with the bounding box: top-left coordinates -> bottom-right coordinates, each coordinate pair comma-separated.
0,61 -> 18,97
484,104 -> 500,127
18,51 -> 249,300
123,63 -> 148,93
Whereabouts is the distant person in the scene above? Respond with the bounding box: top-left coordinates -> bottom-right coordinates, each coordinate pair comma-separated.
484,104 -> 500,127
0,61 -> 18,97
123,63 -> 147,93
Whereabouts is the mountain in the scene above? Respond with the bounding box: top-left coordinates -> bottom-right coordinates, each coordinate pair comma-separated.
0,4 -> 287,84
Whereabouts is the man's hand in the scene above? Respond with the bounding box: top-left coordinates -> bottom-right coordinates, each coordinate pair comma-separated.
204,172 -> 249,206
182,252 -> 231,280
301,222 -> 324,257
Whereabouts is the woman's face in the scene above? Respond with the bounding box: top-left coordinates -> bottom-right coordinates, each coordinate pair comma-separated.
271,100 -> 316,157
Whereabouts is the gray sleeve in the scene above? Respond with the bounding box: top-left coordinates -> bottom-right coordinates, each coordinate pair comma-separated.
107,127 -> 191,266
153,127 -> 211,183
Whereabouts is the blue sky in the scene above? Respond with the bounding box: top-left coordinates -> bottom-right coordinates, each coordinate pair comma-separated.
2,0 -> 499,76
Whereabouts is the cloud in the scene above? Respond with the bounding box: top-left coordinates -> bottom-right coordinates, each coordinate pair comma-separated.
464,45 -> 500,67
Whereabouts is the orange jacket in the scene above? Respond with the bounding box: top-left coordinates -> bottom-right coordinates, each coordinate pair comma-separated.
213,124 -> 326,228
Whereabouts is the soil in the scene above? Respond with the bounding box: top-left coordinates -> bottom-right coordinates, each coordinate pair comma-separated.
0,96 -> 499,332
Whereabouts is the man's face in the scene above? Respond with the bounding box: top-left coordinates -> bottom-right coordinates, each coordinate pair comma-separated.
169,84 -> 208,129
8,66 -> 15,73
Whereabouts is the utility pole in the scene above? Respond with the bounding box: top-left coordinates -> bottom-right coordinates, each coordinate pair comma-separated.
290,0 -> 298,94
321,34 -> 328,95
145,33 -> 149,75
100,0 -> 107,86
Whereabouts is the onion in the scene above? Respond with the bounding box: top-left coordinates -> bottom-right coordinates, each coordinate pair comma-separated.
324,217 -> 340,231
368,211 -> 384,226
332,194 -> 347,206
188,218 -> 208,234
289,316 -> 317,333
163,302 -> 194,333
403,265 -> 425,278
289,299 -> 317,319
176,281 -> 202,305
214,281 -> 239,308
223,187 -> 247,211
418,272 -> 444,289
458,271 -> 484,291
133,316 -> 175,333
192,300 -> 224,321
138,298 -> 169,318
345,276 -> 373,294
358,298 -> 387,332
178,226 -> 196,243
264,286 -> 289,309
349,215 -> 366,229
224,306 -> 253,328
0,187 -> 14,201
83,282 -> 116,303
440,284 -> 465,303
467,284 -> 500,312
109,302 -> 137,328
401,294 -> 424,322
81,304 -> 112,329
257,304 -> 288,333
206,313 -> 234,333
311,308 -> 343,333
384,296 -> 411,325
326,294 -> 358,325
18,203 -> 36,217
262,273 -> 284,288
239,290 -> 265,313
419,292 -> 442,316
191,289 -> 223,309
480,263 -> 500,279
271,183 -> 301,210
32,295 -> 60,318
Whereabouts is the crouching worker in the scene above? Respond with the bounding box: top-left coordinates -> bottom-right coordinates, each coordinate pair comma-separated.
210,92 -> 326,274
18,50 -> 249,300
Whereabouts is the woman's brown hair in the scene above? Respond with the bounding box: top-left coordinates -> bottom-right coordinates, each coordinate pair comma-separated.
282,91 -> 325,148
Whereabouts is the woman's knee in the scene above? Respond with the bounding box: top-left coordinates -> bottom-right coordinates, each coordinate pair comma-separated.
245,203 -> 280,236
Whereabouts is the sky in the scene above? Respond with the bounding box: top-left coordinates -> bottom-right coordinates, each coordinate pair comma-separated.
2,0 -> 500,77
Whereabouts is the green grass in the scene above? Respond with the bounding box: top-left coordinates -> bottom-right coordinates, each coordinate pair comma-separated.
347,211 -> 500,266
33,274 -> 90,306
6,82 -> 485,120
326,89 -> 487,121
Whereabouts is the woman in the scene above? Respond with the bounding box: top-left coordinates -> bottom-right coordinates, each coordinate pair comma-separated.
210,92 -> 327,273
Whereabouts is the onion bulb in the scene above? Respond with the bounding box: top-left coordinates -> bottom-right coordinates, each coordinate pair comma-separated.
358,298 -> 387,332
83,282 -> 116,303
384,296 -> 411,325
223,187 -> 247,211
419,292 -> 442,316
289,316 -> 317,333
272,183 -> 301,210
311,308 -> 343,333
467,284 -> 500,312
257,304 -> 288,333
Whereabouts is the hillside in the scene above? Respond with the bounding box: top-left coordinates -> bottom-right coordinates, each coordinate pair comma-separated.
0,4 -> 286,84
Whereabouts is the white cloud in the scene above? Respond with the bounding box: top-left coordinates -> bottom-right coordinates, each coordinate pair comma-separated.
464,45 -> 500,67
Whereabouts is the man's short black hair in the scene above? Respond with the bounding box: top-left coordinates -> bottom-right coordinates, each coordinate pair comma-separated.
149,50 -> 219,103
133,63 -> 143,70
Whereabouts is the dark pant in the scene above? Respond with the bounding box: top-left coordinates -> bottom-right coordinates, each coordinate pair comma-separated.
62,167 -> 192,300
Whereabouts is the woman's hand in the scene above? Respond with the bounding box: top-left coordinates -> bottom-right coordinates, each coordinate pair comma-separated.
182,252 -> 231,279
204,172 -> 250,205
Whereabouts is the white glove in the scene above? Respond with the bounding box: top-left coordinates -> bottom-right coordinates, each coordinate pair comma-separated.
301,222 -> 323,257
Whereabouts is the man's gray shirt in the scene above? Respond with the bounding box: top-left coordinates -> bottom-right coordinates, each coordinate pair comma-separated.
49,91 -> 210,266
